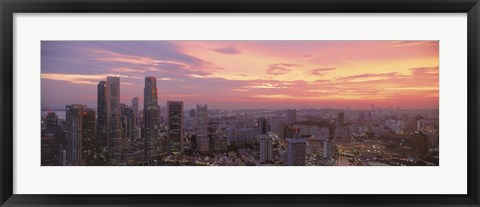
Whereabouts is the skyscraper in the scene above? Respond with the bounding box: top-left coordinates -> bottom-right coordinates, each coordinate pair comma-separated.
97,81 -> 108,156
167,101 -> 184,153
143,76 -> 159,158
286,138 -> 306,166
259,134 -> 273,164
337,112 -> 344,128
287,109 -> 297,124
258,116 -> 268,135
106,76 -> 122,163
82,109 -> 96,165
132,97 -> 139,112
323,138 -> 334,158
196,104 -> 209,153
65,104 -> 87,166
130,97 -> 139,139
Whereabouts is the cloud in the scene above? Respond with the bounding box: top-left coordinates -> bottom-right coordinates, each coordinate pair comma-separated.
213,47 -> 241,55
385,41 -> 438,48
410,66 -> 439,77
337,72 -> 400,82
310,68 -> 336,76
110,67 -> 145,73
41,73 -> 132,85
266,63 -> 299,76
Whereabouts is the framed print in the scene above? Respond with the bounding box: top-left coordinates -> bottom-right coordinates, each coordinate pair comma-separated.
1,0 -> 479,206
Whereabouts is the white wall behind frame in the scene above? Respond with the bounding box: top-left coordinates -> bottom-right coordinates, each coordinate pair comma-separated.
14,13 -> 467,194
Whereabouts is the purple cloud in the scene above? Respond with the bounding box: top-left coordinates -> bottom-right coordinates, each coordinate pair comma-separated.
213,47 -> 241,55
266,63 -> 299,76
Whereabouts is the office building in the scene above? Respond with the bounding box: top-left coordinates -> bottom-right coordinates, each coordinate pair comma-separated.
259,134 -> 273,163
286,138 -> 306,166
65,104 -> 87,166
258,116 -> 268,135
324,138 -> 334,158
196,104 -> 209,153
82,108 -> 96,165
106,76 -> 122,162
337,112 -> 344,128
287,109 -> 297,124
167,101 -> 184,153
144,76 -> 159,157
97,81 -> 108,155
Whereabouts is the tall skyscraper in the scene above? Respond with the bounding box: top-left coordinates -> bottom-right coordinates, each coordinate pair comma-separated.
143,76 -> 159,158
132,97 -> 139,112
287,109 -> 297,124
286,138 -> 306,166
323,138 -> 334,158
196,104 -> 209,153
97,81 -> 108,155
106,76 -> 122,163
130,97 -> 139,139
120,104 -> 135,141
258,117 -> 268,135
167,101 -> 184,153
337,112 -> 345,128
65,104 -> 87,166
82,109 -> 96,165
259,134 -> 273,164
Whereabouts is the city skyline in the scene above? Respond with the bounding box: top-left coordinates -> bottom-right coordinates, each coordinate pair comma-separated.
41,41 -> 439,110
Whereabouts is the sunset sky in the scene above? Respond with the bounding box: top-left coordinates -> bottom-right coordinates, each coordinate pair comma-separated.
41,41 -> 439,110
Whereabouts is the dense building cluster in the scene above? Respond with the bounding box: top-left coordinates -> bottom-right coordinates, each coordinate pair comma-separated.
41,77 -> 439,166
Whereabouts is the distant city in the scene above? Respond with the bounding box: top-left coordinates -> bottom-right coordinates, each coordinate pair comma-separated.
41,75 -> 439,166
41,40 -> 439,166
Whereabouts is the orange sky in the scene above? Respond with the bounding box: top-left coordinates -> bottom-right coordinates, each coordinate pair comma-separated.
41,41 -> 439,110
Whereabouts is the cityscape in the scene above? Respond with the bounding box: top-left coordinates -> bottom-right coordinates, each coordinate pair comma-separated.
41,41 -> 439,166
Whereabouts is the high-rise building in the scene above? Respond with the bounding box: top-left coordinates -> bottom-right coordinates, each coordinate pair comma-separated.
45,112 -> 58,133
286,138 -> 306,166
210,135 -> 228,152
226,127 -> 237,144
287,109 -> 297,124
411,132 -> 429,157
97,81 -> 108,156
82,109 -> 96,165
189,108 -> 196,118
323,138 -> 334,158
144,76 -> 159,158
106,76 -> 122,163
237,128 -> 255,145
259,134 -> 273,163
121,104 -> 135,141
196,104 -> 209,153
258,117 -> 268,135
131,97 -> 141,139
132,97 -> 139,112
41,134 -> 58,166
65,104 -> 87,166
167,101 -> 184,153
337,112 -> 344,128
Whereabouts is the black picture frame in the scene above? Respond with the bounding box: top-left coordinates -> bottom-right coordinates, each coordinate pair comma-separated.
1,0 -> 479,206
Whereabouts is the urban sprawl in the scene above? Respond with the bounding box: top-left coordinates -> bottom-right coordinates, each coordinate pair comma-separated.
41,76 -> 439,166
